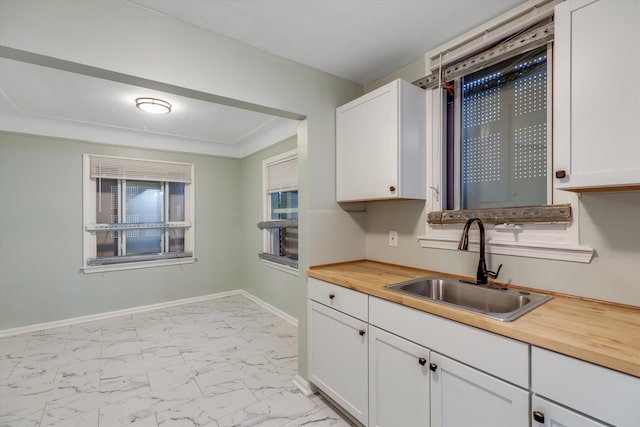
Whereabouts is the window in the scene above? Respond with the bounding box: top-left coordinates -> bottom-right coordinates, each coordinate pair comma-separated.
448,46 -> 550,210
269,190 -> 298,259
83,154 -> 194,272
259,150 -> 298,271
417,7 -> 594,263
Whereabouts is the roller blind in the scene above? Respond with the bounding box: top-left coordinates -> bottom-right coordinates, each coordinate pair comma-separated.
89,155 -> 192,183
266,157 -> 298,193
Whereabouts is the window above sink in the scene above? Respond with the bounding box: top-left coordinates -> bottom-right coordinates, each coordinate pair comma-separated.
415,6 -> 594,263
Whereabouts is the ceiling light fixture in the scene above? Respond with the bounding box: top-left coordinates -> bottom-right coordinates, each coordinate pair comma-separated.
135,97 -> 172,114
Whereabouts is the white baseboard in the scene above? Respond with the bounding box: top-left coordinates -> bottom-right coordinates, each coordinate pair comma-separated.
0,289 -> 297,338
292,374 -> 315,397
239,290 -> 298,327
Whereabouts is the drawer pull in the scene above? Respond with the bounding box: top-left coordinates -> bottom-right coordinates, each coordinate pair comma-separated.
555,170 -> 567,179
328,294 -> 335,300
389,186 -> 396,192
418,357 -> 427,366
533,411 -> 545,423
358,329 -> 366,336
429,363 -> 438,372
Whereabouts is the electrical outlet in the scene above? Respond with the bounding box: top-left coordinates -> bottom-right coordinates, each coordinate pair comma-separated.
388,230 -> 398,247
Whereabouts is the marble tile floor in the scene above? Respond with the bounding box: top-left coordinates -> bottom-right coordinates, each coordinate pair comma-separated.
0,294 -> 356,427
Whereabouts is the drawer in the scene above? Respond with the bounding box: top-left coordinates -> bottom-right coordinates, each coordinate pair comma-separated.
308,277 -> 368,321
369,296 -> 529,388
532,346 -> 639,427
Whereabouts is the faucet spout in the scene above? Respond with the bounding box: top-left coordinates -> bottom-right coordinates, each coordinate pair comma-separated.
458,216 -> 502,285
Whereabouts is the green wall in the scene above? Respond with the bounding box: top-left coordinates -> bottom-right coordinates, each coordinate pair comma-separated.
239,137 -> 304,321
0,0 -> 365,379
0,132 -> 243,329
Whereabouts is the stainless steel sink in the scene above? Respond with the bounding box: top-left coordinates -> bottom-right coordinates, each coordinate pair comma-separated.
384,276 -> 552,321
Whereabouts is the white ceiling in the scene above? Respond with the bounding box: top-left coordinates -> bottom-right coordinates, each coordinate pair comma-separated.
1,0 -> 527,157
0,58 -> 298,157
129,0 -> 527,85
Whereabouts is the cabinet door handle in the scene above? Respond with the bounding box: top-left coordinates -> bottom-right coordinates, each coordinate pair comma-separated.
358,329 -> 366,336
429,363 -> 438,372
328,294 -> 335,300
555,170 -> 567,179
532,411 -> 545,423
418,357 -> 427,366
389,186 -> 396,192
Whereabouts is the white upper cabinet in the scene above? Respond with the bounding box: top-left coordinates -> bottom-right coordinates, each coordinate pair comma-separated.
554,0 -> 640,191
336,79 -> 426,202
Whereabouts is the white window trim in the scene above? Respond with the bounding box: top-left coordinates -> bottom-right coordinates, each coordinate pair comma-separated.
418,3 -> 594,264
262,148 -> 298,271
82,154 -> 196,273
261,260 -> 299,276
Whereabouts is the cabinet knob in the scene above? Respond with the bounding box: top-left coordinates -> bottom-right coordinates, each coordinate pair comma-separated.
329,294 -> 335,300
418,357 -> 427,366
358,329 -> 366,336
555,170 -> 567,179
533,411 -> 545,423
389,186 -> 396,192
429,363 -> 438,372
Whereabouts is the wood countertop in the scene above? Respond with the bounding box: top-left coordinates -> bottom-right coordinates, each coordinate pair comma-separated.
307,260 -> 640,378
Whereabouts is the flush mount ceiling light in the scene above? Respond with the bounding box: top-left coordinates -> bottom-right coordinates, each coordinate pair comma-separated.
135,97 -> 172,114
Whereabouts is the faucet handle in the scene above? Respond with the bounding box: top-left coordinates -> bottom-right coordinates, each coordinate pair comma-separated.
486,264 -> 503,280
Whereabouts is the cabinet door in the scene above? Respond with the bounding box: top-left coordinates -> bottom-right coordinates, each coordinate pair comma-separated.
369,326 -> 429,427
336,82 -> 399,201
307,300 -> 368,425
532,396 -> 608,427
532,346 -> 639,427
554,0 -> 640,190
430,352 -> 529,427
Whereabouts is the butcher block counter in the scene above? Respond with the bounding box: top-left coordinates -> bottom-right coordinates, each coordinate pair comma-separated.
307,260 -> 640,378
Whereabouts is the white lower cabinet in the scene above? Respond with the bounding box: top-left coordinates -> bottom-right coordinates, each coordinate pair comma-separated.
309,280 -> 638,427
369,325 -> 529,427
430,352 -> 529,427
531,396 -> 607,427
532,346 -> 640,427
308,300 -> 368,425
369,326 -> 430,427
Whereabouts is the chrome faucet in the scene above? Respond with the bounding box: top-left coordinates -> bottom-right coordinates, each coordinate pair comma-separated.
458,216 -> 502,285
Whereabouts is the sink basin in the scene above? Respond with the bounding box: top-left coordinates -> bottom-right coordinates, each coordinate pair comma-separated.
384,276 -> 552,321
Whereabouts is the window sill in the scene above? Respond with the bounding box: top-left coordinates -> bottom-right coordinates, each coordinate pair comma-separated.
262,260 -> 299,276
417,234 -> 594,263
82,257 -> 196,274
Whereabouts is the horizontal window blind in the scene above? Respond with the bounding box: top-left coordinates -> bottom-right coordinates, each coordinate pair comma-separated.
89,155 -> 192,183
266,157 -> 298,193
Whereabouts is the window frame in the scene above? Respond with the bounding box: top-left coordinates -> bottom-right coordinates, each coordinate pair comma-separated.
261,149 -> 299,275
82,154 -> 195,273
419,10 -> 594,263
